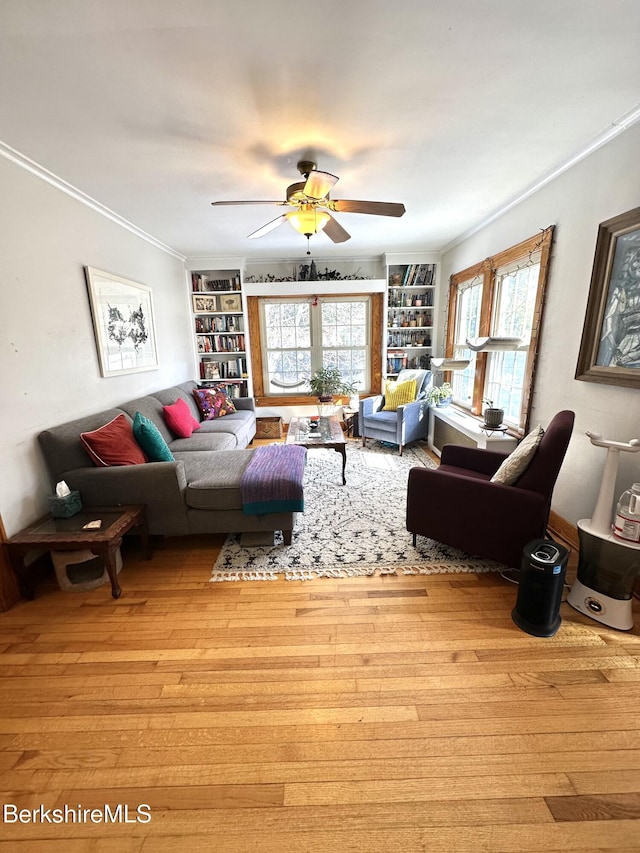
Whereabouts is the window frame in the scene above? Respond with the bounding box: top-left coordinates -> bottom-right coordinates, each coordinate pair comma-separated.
444,228 -> 554,434
258,295 -> 371,395
247,292 -> 384,406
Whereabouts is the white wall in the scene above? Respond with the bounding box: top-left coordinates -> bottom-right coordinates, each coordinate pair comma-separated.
0,157 -> 192,536
441,123 -> 640,526
3,124 -> 639,538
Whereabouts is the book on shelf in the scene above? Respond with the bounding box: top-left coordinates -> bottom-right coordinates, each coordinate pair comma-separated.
195,315 -> 244,334
387,354 -> 408,374
387,354 -> 428,374
393,263 -> 436,289
198,379 -> 245,399
191,273 -> 241,292
199,356 -> 246,380
197,335 -> 212,353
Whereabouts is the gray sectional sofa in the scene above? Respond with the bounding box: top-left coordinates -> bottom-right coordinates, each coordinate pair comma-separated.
38,380 -> 298,542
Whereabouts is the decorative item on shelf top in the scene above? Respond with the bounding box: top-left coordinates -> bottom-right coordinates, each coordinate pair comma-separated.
306,367 -> 356,416
244,266 -> 373,283
426,382 -> 453,407
482,399 -> 505,429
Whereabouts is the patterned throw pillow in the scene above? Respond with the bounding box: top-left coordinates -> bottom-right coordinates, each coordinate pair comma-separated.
133,412 -> 174,462
162,397 -> 201,438
193,387 -> 237,420
382,379 -> 417,412
80,414 -> 147,467
490,424 -> 544,485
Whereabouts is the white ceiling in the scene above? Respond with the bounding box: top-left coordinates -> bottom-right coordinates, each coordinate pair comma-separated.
2,0 -> 640,261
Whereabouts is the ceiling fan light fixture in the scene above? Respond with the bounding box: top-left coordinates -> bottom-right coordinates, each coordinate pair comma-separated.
287,206 -> 330,236
302,169 -> 339,200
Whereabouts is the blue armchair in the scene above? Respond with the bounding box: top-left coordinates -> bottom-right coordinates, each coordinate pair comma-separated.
360,369 -> 432,455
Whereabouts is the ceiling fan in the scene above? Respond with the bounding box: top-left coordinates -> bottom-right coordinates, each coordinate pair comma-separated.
211,160 -> 406,253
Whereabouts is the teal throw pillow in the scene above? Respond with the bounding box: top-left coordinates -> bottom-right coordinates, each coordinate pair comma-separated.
133,412 -> 174,462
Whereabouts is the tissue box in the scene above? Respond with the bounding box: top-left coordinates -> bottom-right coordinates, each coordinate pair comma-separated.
48,491 -> 82,518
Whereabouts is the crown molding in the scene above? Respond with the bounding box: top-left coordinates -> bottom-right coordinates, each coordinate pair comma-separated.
443,102 -> 640,253
0,140 -> 186,261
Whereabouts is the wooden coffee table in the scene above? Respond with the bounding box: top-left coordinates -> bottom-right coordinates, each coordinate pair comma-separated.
6,505 -> 150,600
286,415 -> 347,485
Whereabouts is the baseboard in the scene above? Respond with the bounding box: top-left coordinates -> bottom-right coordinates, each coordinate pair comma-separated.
0,514 -> 21,611
547,510 -> 579,552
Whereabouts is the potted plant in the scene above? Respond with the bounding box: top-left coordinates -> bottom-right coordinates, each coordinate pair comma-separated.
307,367 -> 356,415
482,398 -> 504,428
426,382 -> 453,407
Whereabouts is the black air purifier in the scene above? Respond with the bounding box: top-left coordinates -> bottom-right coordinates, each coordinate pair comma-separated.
511,539 -> 569,637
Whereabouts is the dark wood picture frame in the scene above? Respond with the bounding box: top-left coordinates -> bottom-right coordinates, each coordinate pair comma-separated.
575,206 -> 640,388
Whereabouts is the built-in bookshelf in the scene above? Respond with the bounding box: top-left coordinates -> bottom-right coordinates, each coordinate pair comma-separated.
385,258 -> 438,377
189,266 -> 250,398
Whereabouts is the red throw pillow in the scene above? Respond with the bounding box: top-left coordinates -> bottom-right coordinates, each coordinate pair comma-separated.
163,397 -> 201,438
80,414 -> 147,467
193,387 -> 237,420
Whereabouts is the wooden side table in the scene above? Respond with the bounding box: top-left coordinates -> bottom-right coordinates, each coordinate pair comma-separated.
342,407 -> 359,438
5,505 -> 150,600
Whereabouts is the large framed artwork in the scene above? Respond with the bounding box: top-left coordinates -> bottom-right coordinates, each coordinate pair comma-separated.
85,267 -> 159,377
575,206 -> 640,388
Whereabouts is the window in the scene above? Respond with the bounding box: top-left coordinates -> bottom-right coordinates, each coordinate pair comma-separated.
451,276 -> 482,407
259,296 -> 370,395
446,228 -> 554,432
485,261 -> 541,423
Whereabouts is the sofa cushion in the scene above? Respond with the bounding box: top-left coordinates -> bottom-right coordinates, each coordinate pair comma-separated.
119,395 -> 175,445
153,385 -> 203,423
179,450 -> 256,511
133,412 -> 174,462
382,378 -> 417,411
169,432 -> 236,453
193,387 -> 237,420
397,368 -> 431,397
362,410 -> 398,428
80,414 -> 147,467
491,425 -> 544,485
163,398 -> 201,438
38,408 -> 128,480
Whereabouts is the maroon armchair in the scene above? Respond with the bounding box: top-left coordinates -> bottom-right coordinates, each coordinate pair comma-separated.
406,410 -> 575,569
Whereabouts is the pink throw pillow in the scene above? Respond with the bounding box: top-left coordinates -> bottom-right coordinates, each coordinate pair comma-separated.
80,414 -> 147,467
163,397 -> 201,438
193,387 -> 237,420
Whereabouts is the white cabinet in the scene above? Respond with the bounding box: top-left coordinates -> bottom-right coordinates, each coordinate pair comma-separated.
428,405 -> 518,458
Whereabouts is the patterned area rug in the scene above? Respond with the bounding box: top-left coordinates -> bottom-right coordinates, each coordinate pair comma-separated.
211,440 -> 505,582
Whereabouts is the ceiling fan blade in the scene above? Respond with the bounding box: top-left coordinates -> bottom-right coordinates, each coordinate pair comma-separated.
323,214 -> 351,243
212,200 -> 284,206
332,200 -> 406,217
303,170 -> 339,200
247,214 -> 288,239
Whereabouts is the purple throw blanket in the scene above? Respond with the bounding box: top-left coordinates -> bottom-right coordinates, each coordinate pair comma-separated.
241,444 -> 306,516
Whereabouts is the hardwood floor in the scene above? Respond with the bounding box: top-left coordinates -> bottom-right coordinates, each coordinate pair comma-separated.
0,526 -> 639,851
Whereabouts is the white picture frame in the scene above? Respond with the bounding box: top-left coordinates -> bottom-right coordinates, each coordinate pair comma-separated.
85,266 -> 159,377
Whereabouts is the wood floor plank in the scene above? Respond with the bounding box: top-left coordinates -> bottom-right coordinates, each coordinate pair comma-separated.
283,773 -> 577,805
545,792 -> 640,821
4,748 -> 640,792
0,530 -> 638,852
